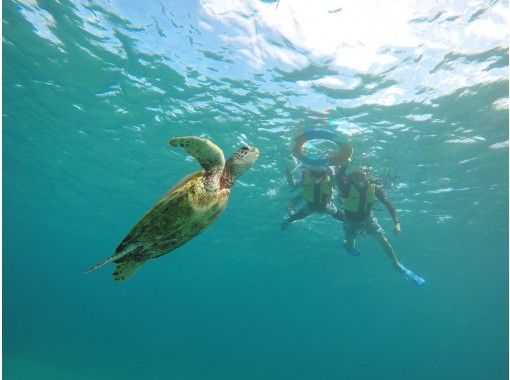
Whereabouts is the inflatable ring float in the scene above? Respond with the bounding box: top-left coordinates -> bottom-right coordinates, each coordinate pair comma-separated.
293,128 -> 353,166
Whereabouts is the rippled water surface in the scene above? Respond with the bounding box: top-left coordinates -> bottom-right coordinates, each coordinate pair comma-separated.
3,0 -> 509,379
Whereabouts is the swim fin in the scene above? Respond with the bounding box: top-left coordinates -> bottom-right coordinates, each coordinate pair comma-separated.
401,266 -> 426,286
343,242 -> 361,256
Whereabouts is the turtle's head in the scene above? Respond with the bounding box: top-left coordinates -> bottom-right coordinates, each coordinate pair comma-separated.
222,146 -> 260,188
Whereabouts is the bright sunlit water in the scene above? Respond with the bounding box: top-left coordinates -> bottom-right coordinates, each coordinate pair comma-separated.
3,0 -> 509,379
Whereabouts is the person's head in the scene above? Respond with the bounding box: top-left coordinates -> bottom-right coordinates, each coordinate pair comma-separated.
333,143 -> 354,166
350,166 -> 368,186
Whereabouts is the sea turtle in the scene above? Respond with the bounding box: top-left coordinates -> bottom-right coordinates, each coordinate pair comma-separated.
86,136 -> 259,281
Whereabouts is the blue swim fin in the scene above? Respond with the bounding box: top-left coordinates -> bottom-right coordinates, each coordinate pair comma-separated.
401,266 -> 426,286
343,242 -> 361,256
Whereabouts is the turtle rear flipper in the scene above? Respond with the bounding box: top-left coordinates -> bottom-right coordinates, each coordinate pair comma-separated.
113,260 -> 145,281
85,244 -> 138,274
85,253 -> 123,274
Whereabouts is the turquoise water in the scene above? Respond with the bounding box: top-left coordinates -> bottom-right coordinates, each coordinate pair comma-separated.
3,0 -> 509,379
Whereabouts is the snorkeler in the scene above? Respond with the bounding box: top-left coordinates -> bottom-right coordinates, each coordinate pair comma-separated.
335,164 -> 425,286
281,166 -> 345,230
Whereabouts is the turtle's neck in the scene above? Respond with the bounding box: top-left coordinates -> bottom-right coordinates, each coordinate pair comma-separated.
203,168 -> 223,193
220,166 -> 236,189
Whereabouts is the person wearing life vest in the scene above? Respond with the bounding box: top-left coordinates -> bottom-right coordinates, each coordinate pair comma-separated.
335,164 -> 405,263
335,164 -> 425,286
281,166 -> 345,230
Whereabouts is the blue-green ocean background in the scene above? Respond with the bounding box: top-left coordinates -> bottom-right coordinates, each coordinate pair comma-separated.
3,0 -> 509,379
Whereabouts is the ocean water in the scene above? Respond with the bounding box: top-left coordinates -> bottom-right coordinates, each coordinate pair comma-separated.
2,0 -> 509,379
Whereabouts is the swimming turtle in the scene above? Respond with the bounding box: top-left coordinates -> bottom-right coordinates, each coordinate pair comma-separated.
86,136 -> 259,281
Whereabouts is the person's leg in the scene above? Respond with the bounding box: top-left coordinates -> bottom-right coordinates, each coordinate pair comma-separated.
373,232 -> 403,271
362,214 -> 425,285
281,203 -> 313,230
343,221 -> 360,255
324,202 -> 345,221
344,236 -> 357,249
373,231 -> 426,285
288,195 -> 301,214
362,213 -> 403,270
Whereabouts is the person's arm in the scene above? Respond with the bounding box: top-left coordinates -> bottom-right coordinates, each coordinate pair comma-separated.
285,167 -> 295,187
285,167 -> 302,189
375,187 -> 401,235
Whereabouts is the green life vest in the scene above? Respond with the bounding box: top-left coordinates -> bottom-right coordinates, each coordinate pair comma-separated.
344,183 -> 376,213
302,172 -> 333,205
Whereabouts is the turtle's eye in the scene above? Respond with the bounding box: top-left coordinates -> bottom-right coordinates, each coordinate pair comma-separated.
240,146 -> 250,151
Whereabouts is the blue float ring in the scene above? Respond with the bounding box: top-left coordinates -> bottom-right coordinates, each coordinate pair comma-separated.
293,128 -> 351,166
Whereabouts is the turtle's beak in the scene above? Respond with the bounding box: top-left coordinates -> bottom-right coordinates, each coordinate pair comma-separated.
238,146 -> 260,161
248,147 -> 260,159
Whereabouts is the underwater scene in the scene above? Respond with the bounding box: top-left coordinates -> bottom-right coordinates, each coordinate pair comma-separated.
3,0 -> 509,379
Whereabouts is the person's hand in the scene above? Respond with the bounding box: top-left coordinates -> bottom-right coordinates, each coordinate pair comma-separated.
339,143 -> 354,164
393,222 -> 401,236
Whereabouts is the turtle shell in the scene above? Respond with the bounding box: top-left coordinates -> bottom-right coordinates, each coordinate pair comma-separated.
115,171 -> 230,263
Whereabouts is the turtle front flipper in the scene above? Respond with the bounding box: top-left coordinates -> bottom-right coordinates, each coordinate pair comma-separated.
169,136 -> 225,173
112,259 -> 145,281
